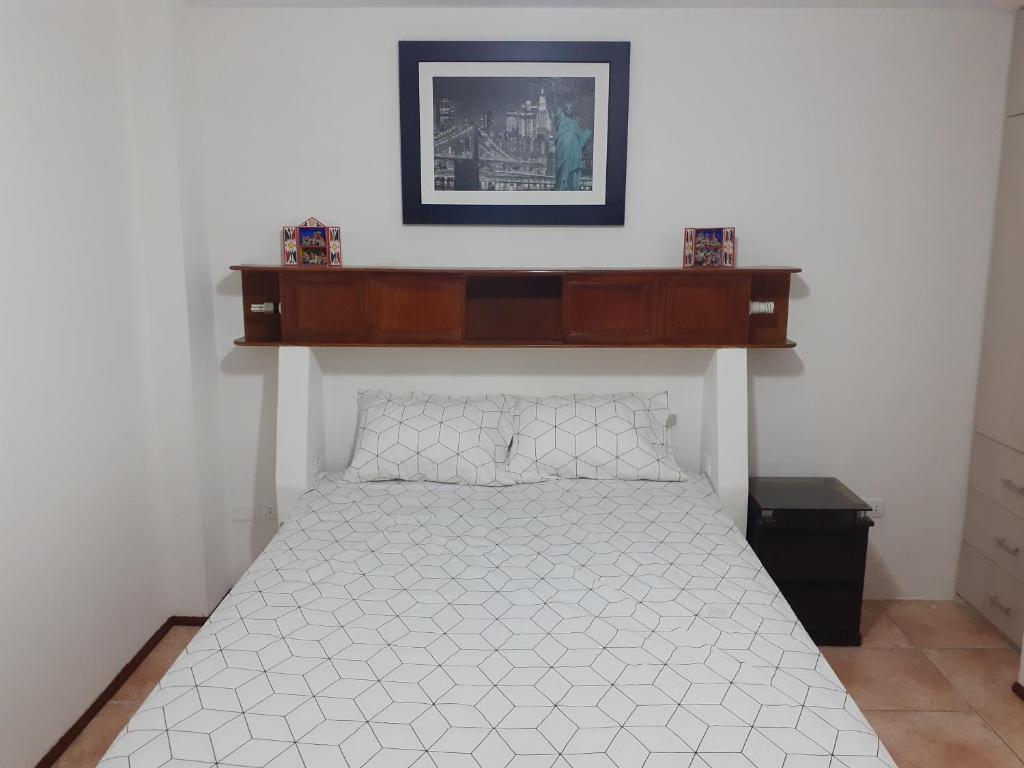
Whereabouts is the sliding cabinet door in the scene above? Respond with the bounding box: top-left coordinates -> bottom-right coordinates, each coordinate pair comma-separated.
374,274 -> 464,343
658,274 -> 749,345
280,272 -> 373,344
563,275 -> 658,344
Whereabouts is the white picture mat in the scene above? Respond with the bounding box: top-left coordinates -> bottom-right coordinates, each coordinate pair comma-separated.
418,61 -> 609,206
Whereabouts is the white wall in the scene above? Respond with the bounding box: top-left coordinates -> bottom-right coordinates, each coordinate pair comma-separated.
191,5 -> 1012,599
0,5 -> 197,766
119,0 -> 229,613
318,348 -> 710,473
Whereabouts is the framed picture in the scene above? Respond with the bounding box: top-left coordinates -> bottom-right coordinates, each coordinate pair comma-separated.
683,227 -> 736,268
282,217 -> 342,266
399,41 -> 630,226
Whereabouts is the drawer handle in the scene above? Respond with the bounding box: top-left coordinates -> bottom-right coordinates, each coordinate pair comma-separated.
250,302 -> 277,314
750,300 -> 776,316
994,536 -> 1021,557
988,594 -> 1013,616
1001,478 -> 1024,496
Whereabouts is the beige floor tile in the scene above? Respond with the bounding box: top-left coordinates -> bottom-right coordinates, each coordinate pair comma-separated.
979,698 -> 1024,761
885,599 -> 1009,649
53,701 -> 138,768
923,648 -> 1023,709
861,600 -> 914,648
923,648 -> 1024,757
864,710 -> 1024,768
163,624 -> 201,651
111,625 -> 200,703
821,647 -> 970,711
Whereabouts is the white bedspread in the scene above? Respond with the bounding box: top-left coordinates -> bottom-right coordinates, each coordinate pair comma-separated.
100,475 -> 894,768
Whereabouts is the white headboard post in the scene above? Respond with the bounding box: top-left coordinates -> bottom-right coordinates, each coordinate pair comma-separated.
701,348 -> 750,532
276,346 -> 325,522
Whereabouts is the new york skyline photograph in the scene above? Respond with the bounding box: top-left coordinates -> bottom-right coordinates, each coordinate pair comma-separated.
432,76 -> 596,192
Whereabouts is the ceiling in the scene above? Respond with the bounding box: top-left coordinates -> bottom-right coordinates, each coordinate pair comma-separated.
189,0 -> 1020,9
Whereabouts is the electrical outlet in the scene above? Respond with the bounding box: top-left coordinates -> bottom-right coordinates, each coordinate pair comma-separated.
864,497 -> 885,520
702,452 -> 713,473
313,451 -> 324,474
265,503 -> 275,519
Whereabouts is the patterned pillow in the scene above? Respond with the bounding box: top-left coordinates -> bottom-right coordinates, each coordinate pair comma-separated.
505,392 -> 687,481
343,391 -> 516,485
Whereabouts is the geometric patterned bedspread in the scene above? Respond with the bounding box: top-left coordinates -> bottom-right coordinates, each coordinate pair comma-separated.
99,474 -> 895,768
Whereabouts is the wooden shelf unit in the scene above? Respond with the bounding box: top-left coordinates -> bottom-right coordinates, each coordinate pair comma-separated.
231,266 -> 800,348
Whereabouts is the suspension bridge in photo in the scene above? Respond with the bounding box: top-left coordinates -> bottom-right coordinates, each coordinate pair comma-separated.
433,123 -> 554,191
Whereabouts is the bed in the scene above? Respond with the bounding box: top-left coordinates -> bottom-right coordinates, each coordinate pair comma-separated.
98,471 -> 894,768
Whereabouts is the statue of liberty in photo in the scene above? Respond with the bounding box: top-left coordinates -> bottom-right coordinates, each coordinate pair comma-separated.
553,103 -> 592,191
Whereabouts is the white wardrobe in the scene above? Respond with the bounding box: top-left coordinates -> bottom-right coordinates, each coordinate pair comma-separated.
957,9 -> 1024,681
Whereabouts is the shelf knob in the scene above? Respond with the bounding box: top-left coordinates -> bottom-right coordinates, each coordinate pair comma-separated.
250,302 -> 277,315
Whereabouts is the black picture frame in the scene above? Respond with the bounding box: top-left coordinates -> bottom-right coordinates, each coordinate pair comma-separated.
399,40 -> 630,226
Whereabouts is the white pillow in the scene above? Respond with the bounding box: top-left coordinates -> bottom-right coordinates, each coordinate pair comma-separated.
343,390 -> 515,485
505,392 -> 687,481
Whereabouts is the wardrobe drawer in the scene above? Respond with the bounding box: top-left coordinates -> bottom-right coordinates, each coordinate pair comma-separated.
988,562 -> 1024,643
957,543 -> 1024,644
963,490 -> 1024,582
969,433 -> 1024,519
976,118 -> 1024,452
957,541 -> 990,610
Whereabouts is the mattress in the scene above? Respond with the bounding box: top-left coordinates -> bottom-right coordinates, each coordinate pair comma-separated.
99,475 -> 894,768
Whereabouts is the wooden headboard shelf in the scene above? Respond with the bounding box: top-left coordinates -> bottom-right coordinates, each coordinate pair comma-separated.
231,265 -> 800,348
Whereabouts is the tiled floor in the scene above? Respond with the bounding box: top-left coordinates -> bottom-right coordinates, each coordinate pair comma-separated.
825,600 -> 1024,768
50,602 -> 1024,768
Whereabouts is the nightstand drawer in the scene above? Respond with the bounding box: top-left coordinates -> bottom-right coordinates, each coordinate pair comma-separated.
758,531 -> 869,585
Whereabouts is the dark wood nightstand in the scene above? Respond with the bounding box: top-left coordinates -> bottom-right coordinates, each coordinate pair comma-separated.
747,477 -> 874,646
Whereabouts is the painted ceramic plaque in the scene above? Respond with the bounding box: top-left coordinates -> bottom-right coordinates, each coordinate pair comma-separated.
282,217 -> 341,266
683,227 -> 736,268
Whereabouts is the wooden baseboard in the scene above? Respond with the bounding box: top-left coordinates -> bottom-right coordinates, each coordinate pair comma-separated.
34,615 -> 207,768
1014,681 -> 1024,702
